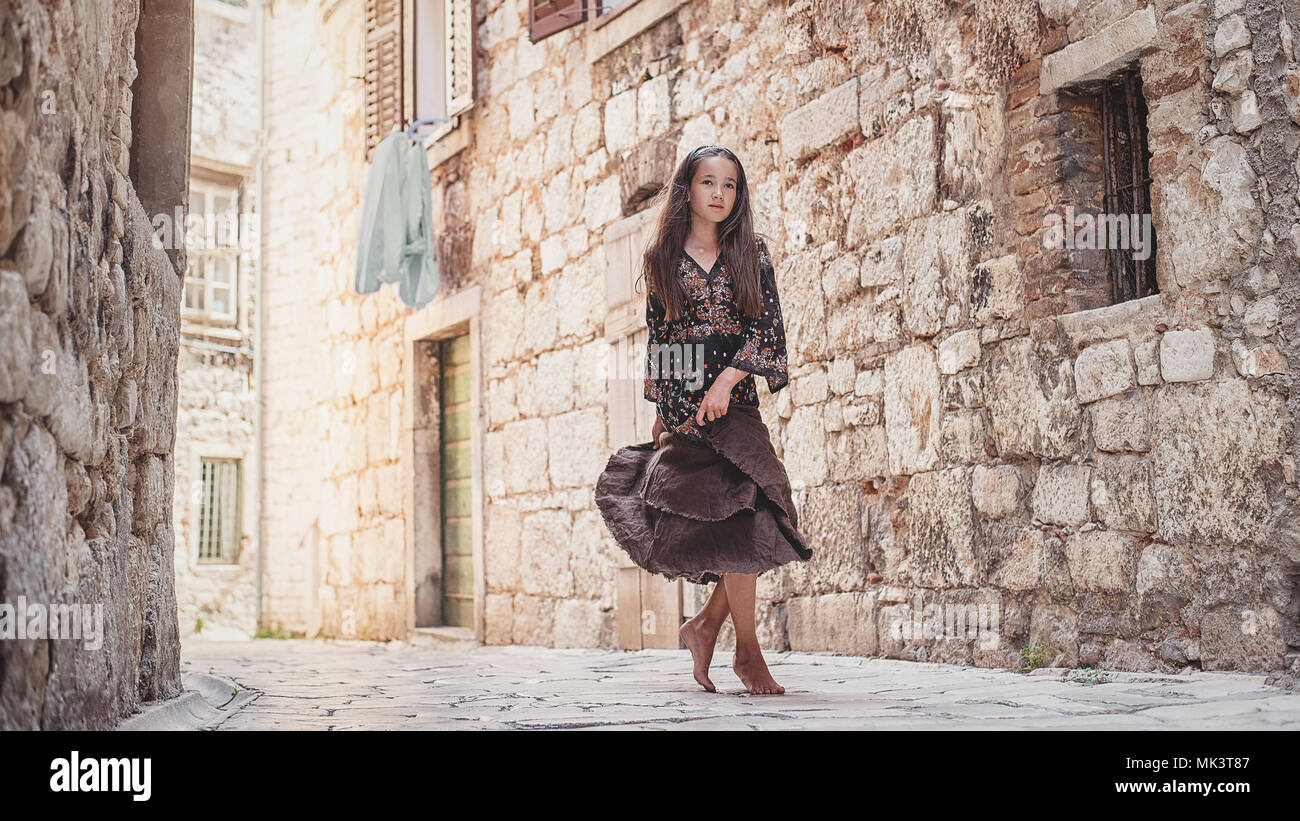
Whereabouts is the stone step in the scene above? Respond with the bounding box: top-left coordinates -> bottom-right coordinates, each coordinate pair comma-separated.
409,626 -> 481,651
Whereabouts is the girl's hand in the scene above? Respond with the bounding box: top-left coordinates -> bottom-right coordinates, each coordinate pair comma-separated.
695,378 -> 733,426
652,414 -> 667,449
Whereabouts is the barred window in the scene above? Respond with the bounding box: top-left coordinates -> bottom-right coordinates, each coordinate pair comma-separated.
1099,65 -> 1158,303
198,457 -> 242,564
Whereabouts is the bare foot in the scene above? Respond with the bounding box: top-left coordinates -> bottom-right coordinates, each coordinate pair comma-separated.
679,616 -> 720,692
732,649 -> 785,695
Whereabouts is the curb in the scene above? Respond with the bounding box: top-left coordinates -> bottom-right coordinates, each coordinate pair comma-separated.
115,672 -> 258,731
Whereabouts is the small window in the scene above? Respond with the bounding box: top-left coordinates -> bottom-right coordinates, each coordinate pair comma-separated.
1099,66 -> 1157,303
183,180 -> 241,326
197,457 -> 242,564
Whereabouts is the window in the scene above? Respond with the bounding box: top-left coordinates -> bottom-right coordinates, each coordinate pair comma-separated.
183,180 -> 240,325
366,0 -> 475,156
412,0 -> 475,141
529,0 -> 586,42
1099,66 -> 1157,303
197,457 -> 242,564
1012,58 -> 1159,319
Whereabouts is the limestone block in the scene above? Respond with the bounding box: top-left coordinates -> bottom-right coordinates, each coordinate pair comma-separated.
1090,455 -> 1155,533
844,114 -> 936,244
827,355 -> 856,394
907,468 -> 976,587
779,76 -> 860,161
828,423 -> 887,481
0,269 -> 31,402
511,594 -> 556,646
938,329 -> 981,374
1029,603 -> 1079,668
860,235 -> 903,288
1213,14 -> 1250,58
983,337 -> 1084,459
553,598 -> 604,648
519,510 -> 573,598
801,483 -> 867,593
485,500 -> 522,593
1159,327 -> 1214,382
1073,339 -> 1134,403
787,591 -> 877,655
1212,51 -> 1253,94
569,508 -> 615,600
1153,380 -> 1285,546
1133,338 -> 1160,385
785,403 -> 828,486
1032,463 -> 1091,528
939,409 -> 986,463
1134,543 -> 1195,597
1230,340 -> 1287,377
986,526 -> 1045,591
1091,393 -> 1151,452
1065,530 -> 1138,593
970,254 -> 1023,324
504,417 -> 549,494
1200,608 -> 1286,672
484,593 -> 514,644
884,342 -> 940,474
971,465 -> 1023,519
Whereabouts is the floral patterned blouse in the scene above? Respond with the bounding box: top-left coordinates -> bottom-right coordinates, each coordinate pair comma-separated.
644,236 -> 789,443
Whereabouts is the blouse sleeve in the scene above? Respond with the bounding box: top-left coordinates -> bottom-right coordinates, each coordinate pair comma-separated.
728,238 -> 789,393
644,287 -> 669,403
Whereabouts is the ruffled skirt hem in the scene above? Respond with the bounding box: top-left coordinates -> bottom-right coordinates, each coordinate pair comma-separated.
594,404 -> 811,586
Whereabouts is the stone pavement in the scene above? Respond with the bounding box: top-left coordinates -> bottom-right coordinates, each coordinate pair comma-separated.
175,638 -> 1300,730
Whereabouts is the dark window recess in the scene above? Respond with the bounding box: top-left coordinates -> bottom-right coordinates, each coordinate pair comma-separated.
529,0 -> 586,42
1100,66 -> 1158,303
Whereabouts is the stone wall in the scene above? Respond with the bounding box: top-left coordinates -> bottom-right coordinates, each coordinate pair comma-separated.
255,0 -> 1298,673
259,0 -> 411,639
0,0 -> 190,728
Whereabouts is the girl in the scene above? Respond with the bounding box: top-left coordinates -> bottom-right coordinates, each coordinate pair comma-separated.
595,145 -> 812,695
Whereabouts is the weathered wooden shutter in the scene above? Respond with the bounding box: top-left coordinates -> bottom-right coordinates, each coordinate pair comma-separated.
529,0 -> 586,43
445,0 -> 474,116
365,0 -> 405,159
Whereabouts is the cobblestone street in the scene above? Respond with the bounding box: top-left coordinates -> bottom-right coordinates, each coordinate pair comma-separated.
176,639 -> 1300,730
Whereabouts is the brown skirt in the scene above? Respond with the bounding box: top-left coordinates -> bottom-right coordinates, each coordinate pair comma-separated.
594,403 -> 812,585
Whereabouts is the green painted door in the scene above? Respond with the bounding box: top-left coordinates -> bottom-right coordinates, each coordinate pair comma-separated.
440,333 -> 474,627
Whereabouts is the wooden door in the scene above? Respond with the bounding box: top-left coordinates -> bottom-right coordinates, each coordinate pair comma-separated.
439,333 -> 473,627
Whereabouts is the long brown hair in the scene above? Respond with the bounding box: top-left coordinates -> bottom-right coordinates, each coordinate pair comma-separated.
634,146 -> 768,323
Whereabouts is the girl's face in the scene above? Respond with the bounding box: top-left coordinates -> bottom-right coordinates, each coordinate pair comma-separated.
687,155 -> 739,225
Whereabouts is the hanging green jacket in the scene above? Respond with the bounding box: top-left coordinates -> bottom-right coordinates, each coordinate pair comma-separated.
354,130 -> 441,309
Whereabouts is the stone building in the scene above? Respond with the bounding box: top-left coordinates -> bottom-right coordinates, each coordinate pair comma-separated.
0,1 -> 192,728
172,0 -> 263,641
247,0 -> 1299,674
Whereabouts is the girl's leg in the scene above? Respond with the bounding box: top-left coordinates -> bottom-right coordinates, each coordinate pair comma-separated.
680,578 -> 729,692
722,572 -> 785,694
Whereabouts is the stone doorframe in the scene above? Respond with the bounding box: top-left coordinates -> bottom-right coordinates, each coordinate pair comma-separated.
402,285 -> 485,641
